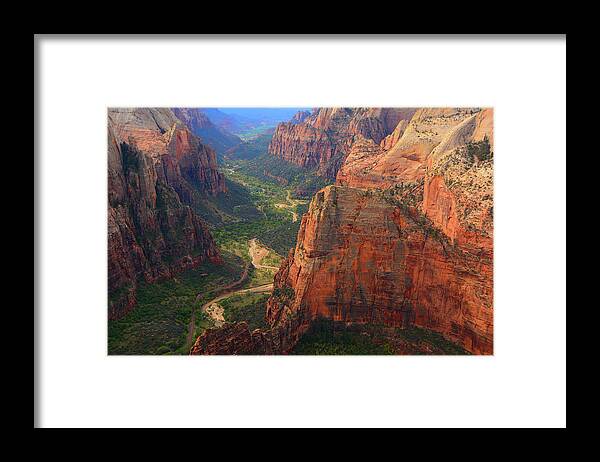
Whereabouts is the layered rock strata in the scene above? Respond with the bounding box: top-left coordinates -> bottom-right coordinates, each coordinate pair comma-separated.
268,108 -> 417,179
171,108 -> 241,155
266,108 -> 494,354
108,108 -> 225,320
266,185 -> 493,354
189,317 -> 305,355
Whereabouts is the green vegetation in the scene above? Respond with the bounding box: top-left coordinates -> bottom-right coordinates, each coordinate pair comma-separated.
220,292 -> 270,331
236,124 -> 277,141
212,164 -> 308,256
291,321 -> 470,355
229,154 -> 331,199
212,218 -> 301,259
108,282 -> 133,306
109,153 -> 309,355
272,286 -> 294,300
392,326 -> 471,355
292,330 -> 395,355
262,252 -> 283,267
245,266 -> 275,287
107,260 -> 243,355
188,177 -> 263,226
223,131 -> 272,160
466,135 -> 493,162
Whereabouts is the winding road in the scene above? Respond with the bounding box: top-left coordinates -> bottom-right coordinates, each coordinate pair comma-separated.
186,239 -> 278,348
249,238 -> 280,270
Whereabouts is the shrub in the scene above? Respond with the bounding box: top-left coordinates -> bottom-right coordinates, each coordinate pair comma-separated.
465,135 -> 492,162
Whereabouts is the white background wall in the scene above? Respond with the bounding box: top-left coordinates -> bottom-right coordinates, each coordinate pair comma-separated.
36,36 -> 566,428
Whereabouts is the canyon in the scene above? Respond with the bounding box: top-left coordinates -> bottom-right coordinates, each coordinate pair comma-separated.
107,107 -> 493,355
188,107 -> 494,355
171,108 -> 242,156
107,108 -> 225,320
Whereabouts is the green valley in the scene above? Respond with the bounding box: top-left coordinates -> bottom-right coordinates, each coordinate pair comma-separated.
107,151 -> 315,355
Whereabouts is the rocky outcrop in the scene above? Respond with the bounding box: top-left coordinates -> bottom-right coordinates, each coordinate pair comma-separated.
171,108 -> 241,155
189,316 -> 306,355
422,109 -> 494,245
290,110 -> 311,124
337,108 -> 481,188
265,108 -> 494,355
266,185 -> 493,354
108,108 -> 225,320
268,108 -> 417,179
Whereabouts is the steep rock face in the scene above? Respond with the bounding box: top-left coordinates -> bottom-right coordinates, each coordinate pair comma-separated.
189,317 -> 305,355
266,186 -> 493,354
380,119 -> 409,150
337,108 -> 481,188
107,108 -> 224,320
422,109 -> 493,245
291,110 -> 310,124
171,108 -> 241,155
268,108 -> 416,179
265,108 -> 493,355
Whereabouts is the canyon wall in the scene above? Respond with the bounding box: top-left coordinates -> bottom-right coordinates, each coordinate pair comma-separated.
266,184 -> 492,354
171,108 -> 241,155
189,317 -> 305,355
266,108 -> 494,354
108,108 -> 225,320
268,108 -> 417,179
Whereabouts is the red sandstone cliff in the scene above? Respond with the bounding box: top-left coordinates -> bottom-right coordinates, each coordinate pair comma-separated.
108,108 -> 225,320
171,108 -> 241,155
265,108 -> 494,354
268,108 -> 417,179
290,110 -> 311,124
265,185 -> 492,354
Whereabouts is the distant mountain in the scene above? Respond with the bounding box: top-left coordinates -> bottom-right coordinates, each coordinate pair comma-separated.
199,108 -> 309,139
223,130 -> 273,161
219,108 -> 309,124
197,108 -> 242,133
171,108 -> 241,156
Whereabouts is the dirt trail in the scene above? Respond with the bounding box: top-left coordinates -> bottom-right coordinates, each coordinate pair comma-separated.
274,190 -> 306,223
200,283 -> 274,327
187,240 -> 280,346
186,260 -> 252,348
287,191 -> 299,222
249,238 -> 280,270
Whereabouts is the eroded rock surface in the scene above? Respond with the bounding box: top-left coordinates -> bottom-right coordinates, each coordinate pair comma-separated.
268,108 -> 417,179
108,108 -> 224,319
189,318 -> 305,355
266,186 -> 493,354
171,107 -> 241,155
266,108 -> 494,354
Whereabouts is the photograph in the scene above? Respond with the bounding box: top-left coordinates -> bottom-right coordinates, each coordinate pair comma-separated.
107,107 -> 493,355
35,34 -> 566,429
